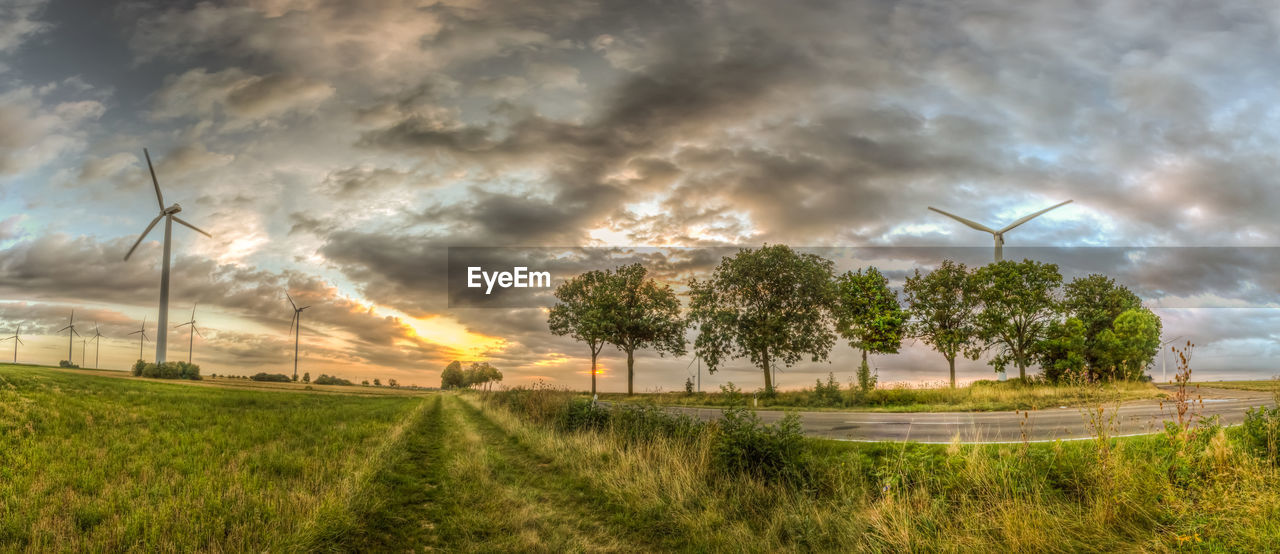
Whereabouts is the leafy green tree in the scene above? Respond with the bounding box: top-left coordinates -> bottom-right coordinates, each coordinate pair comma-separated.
548,269 -> 613,395
603,263 -> 687,396
971,260 -> 1062,380
464,361 -> 504,392
688,244 -> 836,394
1096,308 -> 1161,380
1035,317 -> 1088,383
373,378 -> 382,387
1061,274 -> 1144,373
903,260 -> 981,388
302,372 -> 311,384
440,360 -> 465,389
832,267 -> 904,387
388,379 -> 399,388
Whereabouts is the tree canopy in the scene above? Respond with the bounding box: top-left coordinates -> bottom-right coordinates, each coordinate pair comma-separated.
971,259 -> 1062,380
548,269 -> 613,395
602,263 -> 686,395
688,244 -> 836,393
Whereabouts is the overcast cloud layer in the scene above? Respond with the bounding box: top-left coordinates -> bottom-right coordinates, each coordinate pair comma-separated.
1,0 -> 1278,388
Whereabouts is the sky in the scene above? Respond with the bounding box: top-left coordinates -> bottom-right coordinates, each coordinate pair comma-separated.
1,0 -> 1278,389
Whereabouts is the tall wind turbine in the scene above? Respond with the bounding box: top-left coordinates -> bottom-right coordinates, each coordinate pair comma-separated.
90,323 -> 104,369
81,339 -> 87,368
175,304 -> 203,364
0,326 -> 21,364
128,317 -> 150,361
58,311 -> 80,364
928,200 -> 1073,262
286,293 -> 310,381
123,148 -> 213,364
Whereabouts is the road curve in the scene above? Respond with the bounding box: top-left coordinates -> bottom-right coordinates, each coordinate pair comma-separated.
645,385 -> 1276,444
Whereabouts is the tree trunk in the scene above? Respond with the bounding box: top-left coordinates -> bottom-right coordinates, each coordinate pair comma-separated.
590,349 -> 598,396
762,347 -> 773,393
948,356 -> 956,389
626,348 -> 635,396
1018,359 -> 1027,381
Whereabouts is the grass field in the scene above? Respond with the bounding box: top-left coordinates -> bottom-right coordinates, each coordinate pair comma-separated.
1200,379 -> 1280,393
5,364 -> 1280,551
602,379 -> 1165,412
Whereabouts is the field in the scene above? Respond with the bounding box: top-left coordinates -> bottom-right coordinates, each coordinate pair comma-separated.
602,379 -> 1165,412
1199,379 -> 1280,393
4,365 -> 1280,551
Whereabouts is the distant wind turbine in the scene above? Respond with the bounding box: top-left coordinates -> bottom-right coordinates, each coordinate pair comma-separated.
0,326 -> 22,364
58,311 -> 81,364
123,148 -> 214,364
286,293 -> 311,381
81,338 -> 87,368
928,200 -> 1073,262
175,303 -> 203,364
128,317 -> 150,361
90,323 -> 104,369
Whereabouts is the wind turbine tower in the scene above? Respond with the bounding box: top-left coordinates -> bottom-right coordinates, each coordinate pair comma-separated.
123,148 -> 214,364
928,200 -> 1073,262
58,311 -> 80,363
286,293 -> 311,381
0,326 -> 21,364
175,304 -> 203,364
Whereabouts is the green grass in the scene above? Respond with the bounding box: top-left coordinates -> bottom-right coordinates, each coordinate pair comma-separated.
1199,379 -> 1280,393
602,379 -> 1164,412
7,363 -> 1279,551
0,364 -> 424,551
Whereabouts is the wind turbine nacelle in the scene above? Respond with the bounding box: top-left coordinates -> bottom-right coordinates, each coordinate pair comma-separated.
164,204 -> 183,215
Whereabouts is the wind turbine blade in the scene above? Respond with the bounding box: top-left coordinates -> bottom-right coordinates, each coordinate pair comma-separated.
288,312 -> 296,335
927,207 -> 997,234
997,200 -> 1073,234
192,303 -> 197,319
286,292 -> 297,311
124,214 -> 165,261
300,305 -> 311,310
14,338 -> 21,345
144,148 -> 164,210
194,326 -> 203,338
59,325 -> 71,332
172,216 -> 212,238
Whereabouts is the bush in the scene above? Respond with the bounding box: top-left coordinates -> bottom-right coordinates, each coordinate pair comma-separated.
812,373 -> 843,407
250,372 -> 293,382
131,359 -> 147,376
313,374 -> 354,386
713,407 -> 813,487
137,361 -> 202,380
1242,405 -> 1280,465
58,360 -> 79,369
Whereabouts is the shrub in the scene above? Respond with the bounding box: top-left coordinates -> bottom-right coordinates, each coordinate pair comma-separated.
1242,405 -> 1280,465
812,373 -> 843,407
137,361 -> 202,380
719,382 -> 745,405
58,360 -> 79,369
250,372 -> 293,382
313,374 -> 353,386
131,359 -> 147,376
713,407 -> 812,487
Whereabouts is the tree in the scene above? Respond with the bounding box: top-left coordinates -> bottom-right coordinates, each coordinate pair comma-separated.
1061,274 -> 1143,373
832,267 -> 904,386
903,260 -> 981,388
1035,317 -> 1088,383
971,259 -> 1062,380
1096,308 -> 1161,380
440,360 -> 465,389
548,269 -> 613,395
388,378 -> 399,388
688,244 -> 836,394
302,372 -> 311,384
464,361 -> 504,392
373,378 -> 382,387
602,263 -> 687,396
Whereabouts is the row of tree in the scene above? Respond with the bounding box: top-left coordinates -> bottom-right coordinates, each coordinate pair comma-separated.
440,360 -> 504,391
549,245 -> 1162,393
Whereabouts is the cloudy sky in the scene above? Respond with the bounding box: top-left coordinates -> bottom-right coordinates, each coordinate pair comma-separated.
1,0 -> 1278,388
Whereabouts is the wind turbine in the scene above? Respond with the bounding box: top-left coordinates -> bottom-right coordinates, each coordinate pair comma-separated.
175,303 -> 203,364
0,326 -> 21,364
928,200 -> 1073,262
89,323 -> 104,369
58,311 -> 80,364
286,293 -> 310,381
81,339 -> 87,368
123,148 -> 213,364
128,317 -> 150,361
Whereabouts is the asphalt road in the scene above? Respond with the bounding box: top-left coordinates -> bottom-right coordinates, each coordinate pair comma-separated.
650,385 -> 1277,444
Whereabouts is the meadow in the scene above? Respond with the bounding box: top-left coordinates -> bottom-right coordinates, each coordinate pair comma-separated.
4,364 -> 1279,552
601,378 -> 1165,412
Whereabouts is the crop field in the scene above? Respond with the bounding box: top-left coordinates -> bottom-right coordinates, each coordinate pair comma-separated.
4,365 -> 1280,551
